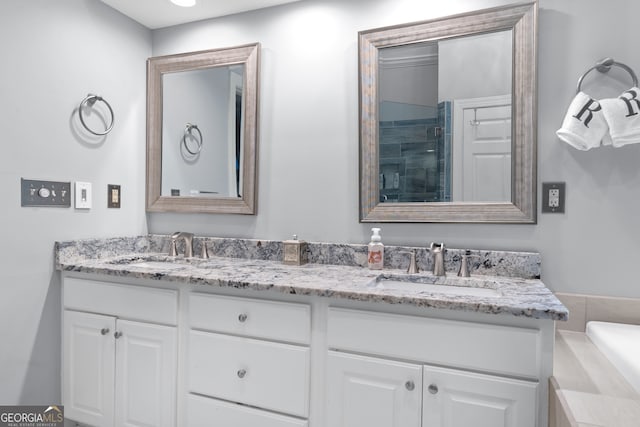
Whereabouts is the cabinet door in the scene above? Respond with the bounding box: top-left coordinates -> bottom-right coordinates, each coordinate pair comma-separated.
422,365 -> 538,427
326,351 -> 422,427
114,320 -> 177,427
63,310 -> 116,427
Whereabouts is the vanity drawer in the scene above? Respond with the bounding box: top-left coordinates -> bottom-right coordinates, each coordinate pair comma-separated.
63,277 -> 178,325
186,394 -> 308,427
189,293 -> 310,344
327,308 -> 540,379
188,331 -> 310,417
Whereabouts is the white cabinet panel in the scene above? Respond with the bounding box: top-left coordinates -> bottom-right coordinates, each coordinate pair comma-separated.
188,331 -> 310,417
186,394 -> 308,427
422,365 -> 538,427
115,320 -> 177,427
328,307 -> 540,379
326,351 -> 422,427
63,311 -> 116,427
64,278 -> 178,325
189,293 -> 310,344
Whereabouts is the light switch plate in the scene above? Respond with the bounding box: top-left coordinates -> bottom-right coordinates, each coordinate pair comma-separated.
75,182 -> 92,209
21,178 -> 71,207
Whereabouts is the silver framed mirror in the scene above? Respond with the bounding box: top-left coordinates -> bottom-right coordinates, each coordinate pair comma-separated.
146,43 -> 260,214
359,3 -> 537,223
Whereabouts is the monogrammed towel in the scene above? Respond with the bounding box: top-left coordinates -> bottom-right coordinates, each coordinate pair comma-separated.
556,92 -> 609,150
600,87 -> 640,147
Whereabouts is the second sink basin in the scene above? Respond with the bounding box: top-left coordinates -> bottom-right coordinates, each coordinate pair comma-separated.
371,274 -> 502,298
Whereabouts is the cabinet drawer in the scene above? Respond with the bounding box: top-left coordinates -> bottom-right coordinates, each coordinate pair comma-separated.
186,394 -> 308,427
188,331 -> 310,417
327,308 -> 540,379
64,277 -> 178,325
189,293 -> 310,344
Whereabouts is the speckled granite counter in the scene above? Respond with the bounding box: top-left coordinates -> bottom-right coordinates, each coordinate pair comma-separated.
55,235 -> 568,321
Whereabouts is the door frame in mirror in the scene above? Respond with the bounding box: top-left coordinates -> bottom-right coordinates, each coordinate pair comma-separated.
359,3 -> 537,223
146,43 -> 260,214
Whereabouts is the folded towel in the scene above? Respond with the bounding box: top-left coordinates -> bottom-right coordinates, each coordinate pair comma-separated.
556,92 -> 609,150
600,87 -> 640,147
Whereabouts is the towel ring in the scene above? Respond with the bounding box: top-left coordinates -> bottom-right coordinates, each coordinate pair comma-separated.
78,94 -> 114,136
576,57 -> 639,94
182,123 -> 203,155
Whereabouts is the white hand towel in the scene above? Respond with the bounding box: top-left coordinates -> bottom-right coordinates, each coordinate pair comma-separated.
600,87 -> 640,147
556,92 -> 608,150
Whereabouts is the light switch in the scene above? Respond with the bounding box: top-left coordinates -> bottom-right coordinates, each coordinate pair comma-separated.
75,182 -> 92,209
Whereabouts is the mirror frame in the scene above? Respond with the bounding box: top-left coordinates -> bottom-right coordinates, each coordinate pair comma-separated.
359,3 -> 537,223
146,43 -> 260,214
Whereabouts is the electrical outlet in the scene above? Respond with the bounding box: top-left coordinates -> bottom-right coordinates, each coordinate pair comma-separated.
542,182 -> 565,213
108,184 -> 121,208
75,182 -> 92,209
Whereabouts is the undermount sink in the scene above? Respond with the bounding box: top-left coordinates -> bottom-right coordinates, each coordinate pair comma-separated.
129,261 -> 187,270
371,275 -> 502,298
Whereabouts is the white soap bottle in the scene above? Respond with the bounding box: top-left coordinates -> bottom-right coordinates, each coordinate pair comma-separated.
368,228 -> 384,270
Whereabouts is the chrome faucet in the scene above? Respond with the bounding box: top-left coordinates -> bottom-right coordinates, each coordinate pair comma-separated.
170,232 -> 194,257
429,242 -> 446,276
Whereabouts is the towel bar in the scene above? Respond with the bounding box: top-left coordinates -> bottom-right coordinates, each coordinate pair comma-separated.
78,93 -> 114,136
576,57 -> 638,94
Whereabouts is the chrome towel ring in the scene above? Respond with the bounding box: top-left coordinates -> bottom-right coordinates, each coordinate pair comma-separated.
78,94 -> 115,135
576,57 -> 638,94
182,123 -> 203,155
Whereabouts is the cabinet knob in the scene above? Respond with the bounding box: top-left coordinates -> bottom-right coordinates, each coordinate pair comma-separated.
428,384 -> 439,394
100,328 -> 110,335
238,313 -> 248,323
237,369 -> 247,379
114,331 -> 123,339
405,380 -> 415,391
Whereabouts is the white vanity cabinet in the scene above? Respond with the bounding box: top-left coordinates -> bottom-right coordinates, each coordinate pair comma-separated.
62,277 -> 178,427
327,307 -> 541,427
185,293 -> 311,427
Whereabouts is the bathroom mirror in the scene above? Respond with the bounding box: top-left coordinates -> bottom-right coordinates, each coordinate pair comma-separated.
146,43 -> 259,214
359,3 -> 537,223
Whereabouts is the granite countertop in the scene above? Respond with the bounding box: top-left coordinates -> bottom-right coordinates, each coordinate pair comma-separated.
55,236 -> 568,321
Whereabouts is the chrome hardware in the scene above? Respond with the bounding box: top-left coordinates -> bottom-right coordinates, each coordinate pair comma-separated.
100,328 -> 110,336
404,250 -> 419,274
78,93 -> 115,136
428,384 -> 439,394
182,123 -> 203,156
114,331 -> 123,339
237,369 -> 247,378
170,231 -> 194,257
405,380 -> 415,391
200,241 -> 210,259
238,314 -> 248,323
429,242 -> 446,276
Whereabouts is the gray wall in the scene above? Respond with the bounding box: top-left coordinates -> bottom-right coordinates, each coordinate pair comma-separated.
0,0 -> 150,404
3,0 -> 640,406
150,0 -> 640,299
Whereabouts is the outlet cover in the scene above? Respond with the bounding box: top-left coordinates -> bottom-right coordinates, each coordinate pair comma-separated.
542,182 -> 565,213
108,184 -> 121,208
75,182 -> 92,209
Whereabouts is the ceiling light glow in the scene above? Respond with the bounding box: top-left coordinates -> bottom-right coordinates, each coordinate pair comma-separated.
170,0 -> 196,7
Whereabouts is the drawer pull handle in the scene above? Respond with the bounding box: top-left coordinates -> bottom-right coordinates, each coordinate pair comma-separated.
114,331 -> 123,339
237,369 -> 247,379
428,384 -> 438,394
100,328 -> 110,336
405,380 -> 415,391
238,314 -> 248,323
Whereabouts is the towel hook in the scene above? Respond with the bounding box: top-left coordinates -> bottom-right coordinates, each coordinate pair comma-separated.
182,123 -> 203,155
576,57 -> 638,94
78,94 -> 115,135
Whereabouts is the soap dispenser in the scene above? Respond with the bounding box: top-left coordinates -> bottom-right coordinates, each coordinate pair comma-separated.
368,228 -> 384,270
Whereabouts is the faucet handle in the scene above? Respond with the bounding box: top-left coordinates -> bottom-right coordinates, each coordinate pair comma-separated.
429,242 -> 445,252
169,239 -> 178,256
201,241 -> 210,259
457,249 -> 480,277
401,250 -> 419,274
